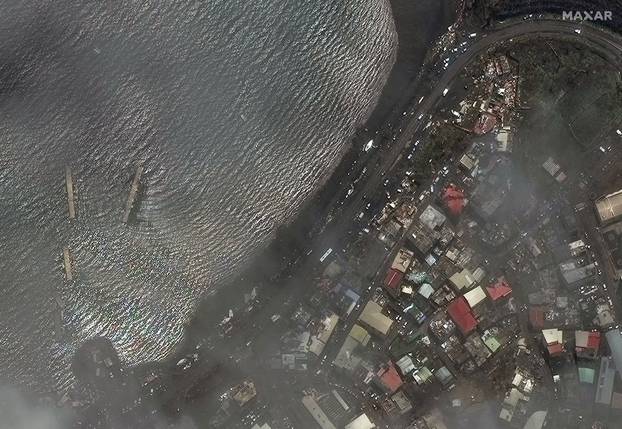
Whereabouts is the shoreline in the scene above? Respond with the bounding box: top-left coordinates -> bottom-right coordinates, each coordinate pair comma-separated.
182,0 -> 459,330
163,0 -> 459,365
52,0 -> 459,412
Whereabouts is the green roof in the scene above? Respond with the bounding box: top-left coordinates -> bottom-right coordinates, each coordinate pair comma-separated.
483,335 -> 501,353
578,367 -> 596,384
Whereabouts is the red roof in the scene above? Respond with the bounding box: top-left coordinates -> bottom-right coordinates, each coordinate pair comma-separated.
486,278 -> 512,301
377,363 -> 403,393
529,307 -> 545,329
447,297 -> 477,335
384,269 -> 403,292
442,185 -> 466,216
473,112 -> 497,135
587,332 -> 601,350
547,343 -> 564,356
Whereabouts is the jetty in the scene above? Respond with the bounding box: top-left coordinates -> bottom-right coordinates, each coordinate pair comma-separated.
65,167 -> 76,219
63,247 -> 73,281
122,164 -> 144,223
54,295 -> 65,341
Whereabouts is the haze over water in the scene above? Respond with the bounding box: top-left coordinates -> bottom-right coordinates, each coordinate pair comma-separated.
0,0 -> 399,390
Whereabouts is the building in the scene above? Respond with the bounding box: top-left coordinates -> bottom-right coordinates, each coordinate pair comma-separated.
358,301 -> 394,337
333,325 -> 371,371
375,362 -> 403,394
310,312 -> 340,356
391,248 -> 415,273
350,324 -> 371,346
464,334 -> 491,366
601,221 -> 622,276
384,269 -> 404,297
419,205 -> 447,231
442,185 -> 466,216
302,395 -> 337,429
449,268 -> 475,291
391,390 -> 413,414
559,260 -> 596,287
575,330 -> 600,359
232,380 -> 256,407
345,413 -> 376,429
542,328 -> 564,356
494,126 -> 512,152
595,357 -> 616,405
447,297 -> 477,336
463,286 -> 487,309
486,277 -> 512,301
606,329 -> 622,379
596,189 -> 622,224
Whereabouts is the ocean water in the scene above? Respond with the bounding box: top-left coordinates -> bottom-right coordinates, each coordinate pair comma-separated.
0,0 -> 397,390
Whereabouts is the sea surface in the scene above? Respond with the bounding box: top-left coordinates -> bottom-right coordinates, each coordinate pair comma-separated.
0,0 -> 398,391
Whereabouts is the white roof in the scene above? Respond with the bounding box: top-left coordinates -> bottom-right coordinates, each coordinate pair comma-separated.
302,396 -> 337,429
418,283 -> 434,299
464,286 -> 487,307
359,301 -> 393,336
345,413 -> 376,429
460,154 -> 476,170
523,411 -> 548,429
391,248 -> 414,273
310,313 -> 339,356
575,330 -> 589,348
396,355 -> 415,375
596,189 -> 622,223
542,157 -> 560,177
419,205 -> 446,230
449,269 -> 474,290
542,328 -> 563,345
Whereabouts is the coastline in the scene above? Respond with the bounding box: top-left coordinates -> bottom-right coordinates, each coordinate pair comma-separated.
62,0 -> 460,413
170,0 -> 459,361
180,0 -> 458,349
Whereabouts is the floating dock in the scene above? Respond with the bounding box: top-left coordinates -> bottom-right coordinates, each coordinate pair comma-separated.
63,247 -> 73,281
122,164 -> 144,223
65,167 -> 76,219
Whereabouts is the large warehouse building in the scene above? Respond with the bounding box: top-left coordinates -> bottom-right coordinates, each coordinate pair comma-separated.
596,189 -> 622,224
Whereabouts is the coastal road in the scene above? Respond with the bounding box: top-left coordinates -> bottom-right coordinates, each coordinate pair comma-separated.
227,17 -> 622,366
311,17 -> 622,260
180,17 -> 622,424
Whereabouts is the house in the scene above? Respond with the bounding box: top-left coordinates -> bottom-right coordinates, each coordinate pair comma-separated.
449,268 -> 475,291
605,329 -> 622,379
302,395 -> 337,429
575,330 -> 601,359
447,297 -> 478,336
384,269 -> 404,297
463,286 -> 487,309
442,185 -> 466,216
376,362 -> 403,394
391,248 -> 415,273
345,413 -> 376,429
486,277 -> 512,301
359,301 -> 394,337
595,188 -> 622,224
419,205 -> 447,231
310,313 -> 339,356
595,357 -> 616,405
542,328 -> 564,357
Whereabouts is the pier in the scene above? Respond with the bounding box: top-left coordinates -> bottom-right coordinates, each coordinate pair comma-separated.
54,295 -> 65,341
122,164 -> 144,223
65,167 -> 76,219
63,247 -> 73,281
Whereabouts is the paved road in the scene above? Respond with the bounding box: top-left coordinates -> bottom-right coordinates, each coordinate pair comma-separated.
181,17 -> 622,426
311,18 -> 622,259
306,18 -> 622,359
